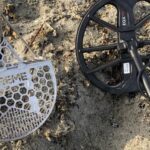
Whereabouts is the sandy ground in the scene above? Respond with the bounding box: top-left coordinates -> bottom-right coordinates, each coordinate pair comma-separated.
0,0 -> 150,150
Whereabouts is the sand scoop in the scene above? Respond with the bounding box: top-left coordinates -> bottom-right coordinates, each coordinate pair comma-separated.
0,2 -> 57,142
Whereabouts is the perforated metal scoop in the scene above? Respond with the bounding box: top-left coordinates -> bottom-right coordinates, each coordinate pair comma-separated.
0,38 -> 57,141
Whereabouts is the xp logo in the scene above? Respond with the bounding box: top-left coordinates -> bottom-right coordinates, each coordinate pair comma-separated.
0,72 -> 28,86
122,16 -> 127,26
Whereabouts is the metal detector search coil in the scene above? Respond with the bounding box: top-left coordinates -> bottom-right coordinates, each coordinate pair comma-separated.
76,0 -> 150,96
0,38 -> 57,141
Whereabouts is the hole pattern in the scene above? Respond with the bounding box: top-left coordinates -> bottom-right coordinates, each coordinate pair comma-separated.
0,108 -> 45,141
0,38 -> 21,69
